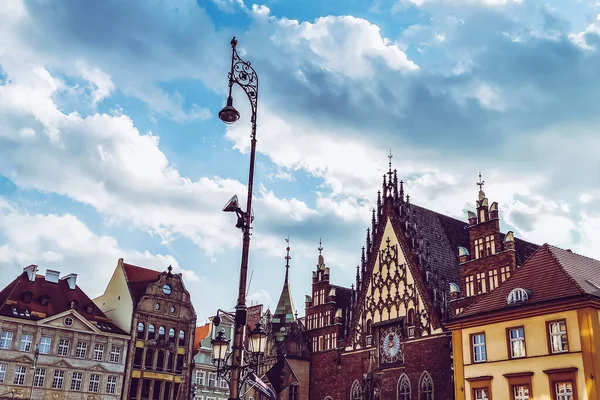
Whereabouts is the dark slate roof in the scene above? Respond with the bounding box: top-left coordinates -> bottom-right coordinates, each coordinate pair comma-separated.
122,262 -> 161,305
455,244 -> 598,319
0,271 -> 125,334
330,284 -> 353,339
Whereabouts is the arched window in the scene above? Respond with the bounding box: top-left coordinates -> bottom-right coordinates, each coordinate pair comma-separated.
350,379 -> 363,400
158,326 -> 165,338
418,371 -> 434,400
154,302 -> 161,311
366,319 -> 372,335
168,328 -> 175,342
148,324 -> 155,340
373,384 -> 381,400
179,330 -> 185,346
507,288 -> 530,304
407,309 -> 415,326
137,322 -> 145,338
397,373 -> 411,400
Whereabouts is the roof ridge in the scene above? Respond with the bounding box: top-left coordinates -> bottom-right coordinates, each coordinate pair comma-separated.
545,245 -> 587,295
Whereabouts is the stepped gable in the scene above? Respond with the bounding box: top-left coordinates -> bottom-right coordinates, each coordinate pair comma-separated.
455,244 -> 599,319
122,262 -> 161,305
0,268 -> 124,334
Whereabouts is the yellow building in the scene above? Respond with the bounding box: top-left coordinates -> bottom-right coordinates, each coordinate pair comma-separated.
448,244 -> 600,400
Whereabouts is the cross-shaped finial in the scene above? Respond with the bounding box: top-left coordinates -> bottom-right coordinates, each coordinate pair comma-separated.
476,172 -> 485,190
388,150 -> 393,170
285,236 -> 291,265
318,238 -> 323,255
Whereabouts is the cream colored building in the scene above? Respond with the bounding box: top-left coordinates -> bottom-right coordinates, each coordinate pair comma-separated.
0,265 -> 129,400
94,259 -> 197,400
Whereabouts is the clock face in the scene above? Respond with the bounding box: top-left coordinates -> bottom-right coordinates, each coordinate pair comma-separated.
162,284 -> 172,295
379,326 -> 403,364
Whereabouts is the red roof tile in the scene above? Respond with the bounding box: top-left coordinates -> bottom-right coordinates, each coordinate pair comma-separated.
0,270 -> 125,334
455,244 -> 594,319
122,262 -> 161,305
192,323 -> 211,353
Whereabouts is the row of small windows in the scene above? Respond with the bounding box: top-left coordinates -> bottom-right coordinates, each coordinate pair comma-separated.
471,319 -> 568,363
194,370 -> 228,389
137,323 -> 186,345
19,291 -> 94,313
129,377 -> 180,400
0,364 -> 118,394
133,347 -> 185,373
474,235 -> 496,260
312,289 -> 326,306
311,332 -> 337,352
306,310 -> 331,330
154,302 -> 177,313
0,332 -> 121,362
473,374 -> 574,400
465,266 -> 511,297
348,372 -> 433,400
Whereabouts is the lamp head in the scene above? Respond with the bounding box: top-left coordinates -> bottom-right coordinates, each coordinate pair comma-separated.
219,96 -> 240,125
222,195 -> 239,213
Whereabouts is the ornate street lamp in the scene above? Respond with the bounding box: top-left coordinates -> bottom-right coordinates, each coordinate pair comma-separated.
217,36 -> 259,400
29,345 -> 40,400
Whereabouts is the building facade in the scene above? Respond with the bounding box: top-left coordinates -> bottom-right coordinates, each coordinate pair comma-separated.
0,265 -> 129,400
94,259 -> 197,399
192,319 -> 231,400
448,244 -> 600,400
306,163 -> 538,400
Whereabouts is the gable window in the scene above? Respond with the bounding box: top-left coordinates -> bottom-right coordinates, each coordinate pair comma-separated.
93,343 -> 104,361
19,333 -> 33,351
52,370 -> 65,389
89,374 -> 100,392
508,326 -> 526,358
476,273 -> 487,294
106,376 -> 118,394
465,275 -> 475,297
484,235 -> 495,256
500,266 -> 511,282
474,238 -> 484,259
39,336 -> 52,354
418,371 -> 434,400
471,333 -> 487,363
33,368 -> 46,387
507,288 -> 529,304
13,365 -> 27,385
75,341 -> 88,358
71,372 -> 83,391
548,320 -> 569,354
110,346 -> 122,363
58,339 -> 69,356
0,331 -> 13,349
488,269 -> 499,291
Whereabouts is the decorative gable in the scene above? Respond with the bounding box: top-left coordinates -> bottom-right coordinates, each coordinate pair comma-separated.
11,354 -> 34,363
40,310 -> 99,333
88,363 -> 109,372
53,359 -> 73,368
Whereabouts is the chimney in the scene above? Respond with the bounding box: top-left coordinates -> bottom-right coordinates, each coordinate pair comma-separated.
60,273 -> 78,290
458,246 -> 471,264
45,269 -> 60,284
23,265 -> 38,282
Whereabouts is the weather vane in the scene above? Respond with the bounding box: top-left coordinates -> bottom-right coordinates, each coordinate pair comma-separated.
477,172 -> 485,190
318,238 -> 323,255
388,150 -> 393,172
285,236 -> 291,265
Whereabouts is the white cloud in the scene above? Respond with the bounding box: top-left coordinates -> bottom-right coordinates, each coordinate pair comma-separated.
570,14 -> 600,49
76,61 -> 115,106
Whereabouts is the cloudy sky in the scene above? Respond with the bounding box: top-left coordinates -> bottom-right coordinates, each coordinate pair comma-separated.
1,0 -> 599,324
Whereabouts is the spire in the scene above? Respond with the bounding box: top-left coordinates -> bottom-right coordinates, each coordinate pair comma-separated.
317,238 -> 326,270
393,170 -> 399,201
399,180 -> 404,201
272,237 -> 296,329
356,265 -> 360,289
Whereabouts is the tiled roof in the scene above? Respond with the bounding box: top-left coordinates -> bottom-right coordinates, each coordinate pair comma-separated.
272,265 -> 296,327
0,271 -> 125,334
193,323 -> 211,352
121,262 -> 161,305
455,244 -> 596,319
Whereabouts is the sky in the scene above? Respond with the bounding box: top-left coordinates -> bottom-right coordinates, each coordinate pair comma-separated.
1,0 -> 600,325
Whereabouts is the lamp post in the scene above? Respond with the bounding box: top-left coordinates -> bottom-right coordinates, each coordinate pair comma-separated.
218,36 -> 259,400
29,345 -> 40,400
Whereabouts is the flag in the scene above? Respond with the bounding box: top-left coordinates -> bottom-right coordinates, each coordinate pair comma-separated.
265,356 -> 298,394
247,373 -> 276,399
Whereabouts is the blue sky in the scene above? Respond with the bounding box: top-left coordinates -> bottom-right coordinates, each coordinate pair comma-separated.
1,0 -> 600,324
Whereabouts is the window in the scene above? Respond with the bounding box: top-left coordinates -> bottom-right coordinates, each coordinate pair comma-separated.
169,328 -> 175,342
476,272 -> 487,294
474,238 -> 484,259
159,326 -> 166,338
64,317 -> 73,327
484,235 -> 495,256
507,288 -> 530,304
500,266 -> 511,282
94,343 -> 104,361
162,284 -> 172,295
75,341 -> 88,358
350,379 -> 363,400
39,336 -> 52,354
0,364 -> 6,383
71,372 -> 83,391
513,385 -> 530,400
474,388 -> 490,400
137,322 -> 145,337
110,346 -> 122,363
179,330 -> 185,346
418,371 -> 434,400
170,306 -> 176,313
220,378 -> 228,389
208,372 -> 217,387
508,326 -> 526,358
155,303 -> 161,311
196,370 -> 205,385
465,275 -> 475,297
148,324 -> 156,339
13,365 -> 26,385
89,374 -> 100,392
106,376 -> 117,394
0,331 -> 13,349
471,333 -> 487,363
52,370 -> 65,389
488,270 -> 499,291
288,385 -> 299,400
33,368 -> 46,387
397,373 -> 410,400
555,382 -> 574,400
20,333 -> 33,351
548,320 -> 569,353
58,338 -> 69,356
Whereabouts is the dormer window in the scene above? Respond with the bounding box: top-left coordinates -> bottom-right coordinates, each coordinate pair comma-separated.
40,295 -> 50,306
22,291 -> 33,303
507,288 -> 530,305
